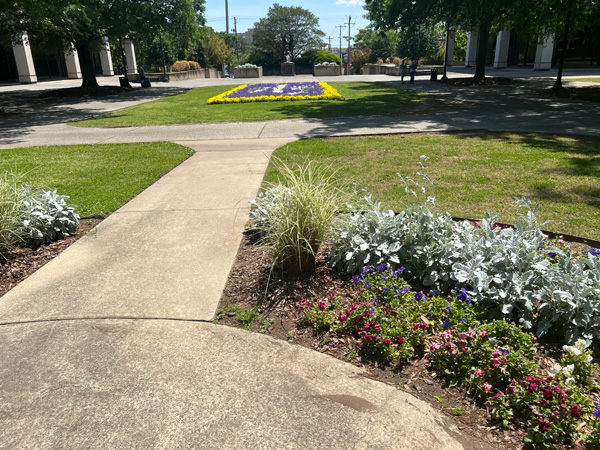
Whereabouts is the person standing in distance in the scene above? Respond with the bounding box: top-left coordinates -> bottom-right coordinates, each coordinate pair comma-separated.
409,58 -> 417,84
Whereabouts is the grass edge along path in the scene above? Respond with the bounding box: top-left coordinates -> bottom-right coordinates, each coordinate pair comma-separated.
0,142 -> 194,217
263,132 -> 600,241
70,82 -> 433,128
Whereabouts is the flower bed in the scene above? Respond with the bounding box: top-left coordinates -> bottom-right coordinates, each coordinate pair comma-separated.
206,81 -> 342,104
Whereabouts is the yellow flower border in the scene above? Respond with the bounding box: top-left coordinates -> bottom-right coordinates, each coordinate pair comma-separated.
207,82 -> 342,104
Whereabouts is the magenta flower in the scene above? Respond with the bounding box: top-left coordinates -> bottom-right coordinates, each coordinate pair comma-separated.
481,382 -> 493,393
430,342 -> 441,351
569,405 -> 582,419
338,314 -> 347,323
382,339 -> 391,347
474,369 -> 486,378
318,302 -> 326,311
396,336 -> 404,345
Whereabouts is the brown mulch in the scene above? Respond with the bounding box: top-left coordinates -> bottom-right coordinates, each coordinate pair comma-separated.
542,86 -> 600,103
0,218 -> 102,298
438,77 -> 524,86
217,229 -> 598,450
38,86 -> 133,98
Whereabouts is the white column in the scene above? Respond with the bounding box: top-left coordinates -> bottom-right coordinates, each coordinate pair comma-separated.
12,31 -> 37,83
99,36 -> 114,76
534,35 -> 554,70
493,30 -> 510,69
124,38 -> 137,73
64,44 -> 82,79
446,29 -> 455,67
465,31 -> 478,67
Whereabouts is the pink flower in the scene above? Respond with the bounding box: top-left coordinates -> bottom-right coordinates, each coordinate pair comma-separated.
318,302 -> 326,311
354,316 -> 364,324
345,308 -> 352,315
396,336 -> 404,345
374,323 -> 381,330
352,303 -> 359,310
490,358 -> 502,369
481,382 -> 493,393
419,322 -> 427,329
444,342 -> 456,352
382,339 -> 391,347
442,330 -> 455,341
430,342 -> 441,351
356,288 -> 361,294
542,388 -> 553,400
460,347 -> 468,352
538,419 -> 550,432
527,383 -> 538,393
478,330 -> 488,340
385,308 -> 391,314
474,369 -> 486,378
364,323 -> 371,330
364,333 -> 372,343
458,332 -> 469,340
491,350 -> 502,358
338,314 -> 347,323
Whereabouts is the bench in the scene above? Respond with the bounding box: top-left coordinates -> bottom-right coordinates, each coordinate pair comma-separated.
119,76 -> 153,88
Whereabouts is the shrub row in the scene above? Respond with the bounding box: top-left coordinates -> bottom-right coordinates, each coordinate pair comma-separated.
170,60 -> 201,72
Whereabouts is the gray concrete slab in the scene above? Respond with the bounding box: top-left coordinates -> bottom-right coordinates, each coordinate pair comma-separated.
0,139 -> 291,324
0,320 -> 482,450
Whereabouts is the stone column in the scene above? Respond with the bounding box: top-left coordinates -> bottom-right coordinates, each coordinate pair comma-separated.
446,29 -> 456,66
99,36 -> 114,76
124,38 -> 137,73
12,31 -> 37,83
493,30 -> 510,69
534,35 -> 554,70
64,45 -> 82,79
465,31 -> 478,67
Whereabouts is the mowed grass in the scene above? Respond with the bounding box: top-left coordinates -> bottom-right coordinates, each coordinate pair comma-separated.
0,142 -> 194,217
264,133 -> 600,241
568,77 -> 600,83
70,82 -> 432,127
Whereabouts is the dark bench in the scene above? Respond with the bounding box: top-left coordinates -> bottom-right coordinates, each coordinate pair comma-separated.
119,76 -> 152,88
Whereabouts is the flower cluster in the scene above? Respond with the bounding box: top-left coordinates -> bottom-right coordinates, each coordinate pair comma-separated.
207,81 -> 342,104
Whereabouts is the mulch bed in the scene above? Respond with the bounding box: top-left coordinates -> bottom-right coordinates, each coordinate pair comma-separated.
438,77 -> 524,86
217,229 -> 598,450
0,218 -> 102,298
542,86 -> 600,103
38,86 -> 133,98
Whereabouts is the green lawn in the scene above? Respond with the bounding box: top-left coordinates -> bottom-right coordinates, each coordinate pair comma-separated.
568,77 -> 600,83
0,142 -> 194,217
264,133 -> 600,241
70,82 -> 433,127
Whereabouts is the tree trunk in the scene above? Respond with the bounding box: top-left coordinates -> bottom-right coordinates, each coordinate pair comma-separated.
474,21 -> 491,79
76,41 -> 99,88
552,6 -> 572,90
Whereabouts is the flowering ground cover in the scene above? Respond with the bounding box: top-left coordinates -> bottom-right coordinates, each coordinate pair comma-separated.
206,81 -> 342,104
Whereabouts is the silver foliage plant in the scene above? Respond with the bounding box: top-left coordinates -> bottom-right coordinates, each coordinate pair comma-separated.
328,156 -> 600,347
20,185 -> 79,246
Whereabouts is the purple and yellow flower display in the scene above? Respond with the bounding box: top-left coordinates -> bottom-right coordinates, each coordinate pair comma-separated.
207,81 -> 342,104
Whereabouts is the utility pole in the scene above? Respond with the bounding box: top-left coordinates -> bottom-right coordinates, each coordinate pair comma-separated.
233,16 -> 239,62
336,25 -> 344,74
347,16 -> 354,75
225,0 -> 229,77
327,37 -> 333,52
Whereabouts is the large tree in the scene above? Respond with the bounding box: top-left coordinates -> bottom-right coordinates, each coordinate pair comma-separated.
1,0 -> 205,87
252,3 -> 325,62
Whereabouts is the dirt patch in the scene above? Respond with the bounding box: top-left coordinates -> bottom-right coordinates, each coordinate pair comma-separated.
217,229 -> 598,450
439,77 -> 524,86
38,86 -> 133,98
0,217 -> 102,298
541,86 -> 600,103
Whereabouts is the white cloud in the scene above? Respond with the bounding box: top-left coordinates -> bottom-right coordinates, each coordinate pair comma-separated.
334,0 -> 365,6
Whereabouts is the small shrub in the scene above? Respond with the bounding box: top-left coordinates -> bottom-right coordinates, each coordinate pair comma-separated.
171,60 -> 191,72
20,185 -> 79,246
250,160 -> 345,276
188,61 -> 200,70
0,173 -> 26,256
297,49 -> 341,66
393,57 -> 403,66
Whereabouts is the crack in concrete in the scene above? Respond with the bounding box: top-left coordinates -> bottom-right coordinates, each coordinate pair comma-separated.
0,316 -> 214,327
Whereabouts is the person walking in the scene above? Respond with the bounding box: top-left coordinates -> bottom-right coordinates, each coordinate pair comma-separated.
400,58 -> 407,84
409,58 -> 417,84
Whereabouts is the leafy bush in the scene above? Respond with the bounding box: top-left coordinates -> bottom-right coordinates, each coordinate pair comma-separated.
20,185 -> 79,246
188,61 -> 200,70
297,49 -> 341,65
329,156 -> 600,348
247,50 -> 281,66
250,160 -> 344,276
0,173 -> 26,256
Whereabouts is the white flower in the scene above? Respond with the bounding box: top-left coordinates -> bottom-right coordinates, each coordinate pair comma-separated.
562,345 -> 581,358
548,364 -> 562,376
565,377 -> 575,386
585,355 -> 593,364
575,339 -> 590,352
563,364 -> 575,374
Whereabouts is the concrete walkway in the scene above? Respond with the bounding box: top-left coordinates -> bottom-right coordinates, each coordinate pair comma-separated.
1,68 -> 599,449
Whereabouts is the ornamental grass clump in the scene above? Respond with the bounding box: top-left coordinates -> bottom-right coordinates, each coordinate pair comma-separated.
0,172 -> 26,257
250,160 -> 345,277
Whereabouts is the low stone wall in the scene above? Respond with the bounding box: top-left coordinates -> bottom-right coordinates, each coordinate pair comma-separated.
362,64 -> 397,75
205,68 -> 219,78
313,65 -> 341,76
386,67 -> 402,76
168,69 -> 206,81
234,66 -> 262,78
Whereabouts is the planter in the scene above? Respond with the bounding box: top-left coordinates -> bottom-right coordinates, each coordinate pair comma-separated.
362,64 -> 383,75
234,66 -> 262,78
313,65 -> 341,76
168,69 -> 205,81
204,68 -> 219,78
386,66 -> 402,76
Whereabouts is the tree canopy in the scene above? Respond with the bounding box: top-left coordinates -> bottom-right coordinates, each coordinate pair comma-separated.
252,3 -> 325,62
1,0 -> 205,86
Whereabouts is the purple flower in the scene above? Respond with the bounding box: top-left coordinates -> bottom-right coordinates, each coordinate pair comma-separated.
363,282 -> 371,289
443,320 -> 450,327
400,287 -> 409,294
586,249 -> 600,257
594,405 -> 600,418
415,292 -> 423,301
376,263 -> 387,272
352,274 -> 362,282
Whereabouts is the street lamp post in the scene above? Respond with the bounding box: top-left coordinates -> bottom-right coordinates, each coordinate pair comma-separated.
441,21 -> 450,81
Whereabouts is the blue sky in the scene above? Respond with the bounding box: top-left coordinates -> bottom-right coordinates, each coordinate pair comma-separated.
204,0 -> 371,45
